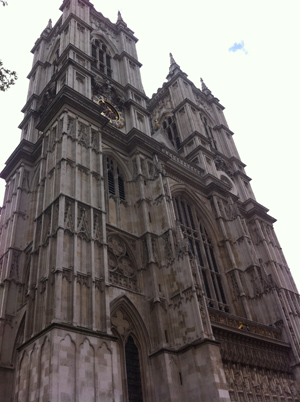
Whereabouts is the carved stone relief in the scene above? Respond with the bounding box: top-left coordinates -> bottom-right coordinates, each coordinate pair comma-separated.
77,204 -> 90,241
111,309 -> 131,337
78,122 -> 89,148
93,211 -> 103,245
224,198 -> 239,221
223,360 -> 300,402
214,155 -> 234,177
64,199 -> 74,235
67,117 -> 76,140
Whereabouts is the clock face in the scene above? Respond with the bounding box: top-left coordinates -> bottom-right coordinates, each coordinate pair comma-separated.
92,95 -> 125,128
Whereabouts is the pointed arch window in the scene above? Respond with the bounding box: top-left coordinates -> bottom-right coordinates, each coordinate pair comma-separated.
92,39 -> 112,78
162,116 -> 181,150
174,195 -> 228,311
106,157 -> 126,201
125,336 -> 143,402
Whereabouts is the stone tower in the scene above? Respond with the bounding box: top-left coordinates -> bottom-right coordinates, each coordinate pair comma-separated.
0,1 -> 300,401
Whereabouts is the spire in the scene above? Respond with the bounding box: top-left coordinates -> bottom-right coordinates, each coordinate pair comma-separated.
41,18 -> 52,37
167,53 -> 184,80
200,77 -> 212,96
117,11 -> 123,22
46,19 -> 52,30
116,10 -> 127,27
169,53 -> 176,66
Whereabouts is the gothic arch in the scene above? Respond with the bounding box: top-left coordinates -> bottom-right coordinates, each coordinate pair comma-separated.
103,150 -> 131,181
90,32 -> 119,55
170,184 -> 222,242
171,186 -> 230,310
91,33 -> 118,80
110,295 -> 153,402
107,231 -> 137,266
157,111 -> 174,126
46,36 -> 61,64
110,295 -> 151,350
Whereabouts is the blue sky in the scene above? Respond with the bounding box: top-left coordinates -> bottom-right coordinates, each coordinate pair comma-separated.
229,40 -> 248,54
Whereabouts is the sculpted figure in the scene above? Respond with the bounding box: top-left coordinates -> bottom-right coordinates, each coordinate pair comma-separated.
233,365 -> 243,390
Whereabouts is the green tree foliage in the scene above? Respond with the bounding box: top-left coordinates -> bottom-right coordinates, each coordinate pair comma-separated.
1,1 -> 18,91
0,61 -> 17,91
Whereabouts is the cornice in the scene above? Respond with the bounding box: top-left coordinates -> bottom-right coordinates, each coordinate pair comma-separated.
241,198 -> 276,224
149,337 -> 220,359
27,60 -> 51,80
172,97 -> 201,115
123,83 -> 149,101
214,124 -> 234,136
35,85 -> 110,132
21,94 -> 39,114
179,131 -> 209,148
124,99 -> 151,116
114,51 -> 142,68
18,321 -> 118,352
0,138 -> 43,180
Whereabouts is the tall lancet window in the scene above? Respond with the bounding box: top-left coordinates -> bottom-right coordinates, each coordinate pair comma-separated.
106,157 -> 126,201
174,195 -> 228,311
125,336 -> 143,402
162,116 -> 181,150
92,39 -> 112,78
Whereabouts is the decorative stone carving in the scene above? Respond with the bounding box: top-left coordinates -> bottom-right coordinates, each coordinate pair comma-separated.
90,17 -> 117,41
77,272 -> 90,288
93,212 -> 103,245
62,268 -> 72,283
162,230 -> 174,266
214,155 -> 234,177
78,122 -> 89,147
91,129 -> 99,151
10,250 -> 21,280
111,310 -> 131,336
64,199 -> 74,235
224,197 -> 238,220
94,276 -> 104,292
107,234 -> 137,291
21,170 -> 30,193
222,361 -> 300,402
42,208 -> 51,246
77,204 -> 90,241
67,117 -> 76,139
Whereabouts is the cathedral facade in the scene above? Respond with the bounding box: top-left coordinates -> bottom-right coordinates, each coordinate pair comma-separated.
0,1 -> 300,401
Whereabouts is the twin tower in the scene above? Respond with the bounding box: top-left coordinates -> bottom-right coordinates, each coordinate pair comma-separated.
0,1 -> 299,401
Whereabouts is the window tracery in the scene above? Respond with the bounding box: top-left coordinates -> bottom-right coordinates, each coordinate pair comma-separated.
162,116 -> 181,150
92,39 -> 112,78
174,195 -> 228,311
108,234 -> 137,291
